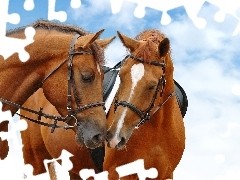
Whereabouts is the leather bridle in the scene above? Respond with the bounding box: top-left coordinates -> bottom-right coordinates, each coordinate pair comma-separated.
0,33 -> 105,133
114,54 -> 175,128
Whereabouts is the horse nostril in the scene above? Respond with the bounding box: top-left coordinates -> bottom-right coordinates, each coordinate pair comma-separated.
92,133 -> 105,145
117,137 -> 126,148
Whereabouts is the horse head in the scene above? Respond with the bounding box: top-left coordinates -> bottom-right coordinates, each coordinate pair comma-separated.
107,30 -> 174,149
42,30 -> 116,149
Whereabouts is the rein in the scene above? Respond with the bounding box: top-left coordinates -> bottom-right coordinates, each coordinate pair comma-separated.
114,53 -> 175,128
0,33 -> 105,133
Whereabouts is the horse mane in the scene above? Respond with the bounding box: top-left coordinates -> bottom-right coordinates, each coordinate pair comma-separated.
134,29 -> 167,63
6,20 -> 105,65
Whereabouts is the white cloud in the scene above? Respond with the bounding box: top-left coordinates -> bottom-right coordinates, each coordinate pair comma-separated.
105,40 -> 127,67
160,7 -> 240,180
232,83 -> 240,96
214,169 -> 240,180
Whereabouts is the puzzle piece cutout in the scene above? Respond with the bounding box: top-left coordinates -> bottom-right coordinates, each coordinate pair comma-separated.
24,149 -> 73,179
116,159 -> 158,179
24,0 -> 35,11
79,169 -> 108,180
0,102 -> 12,123
79,159 -> 158,179
0,0 -> 20,37
48,0 -> 67,22
110,0 -> 207,28
48,0 -> 81,22
0,104 -> 28,150
0,0 -> 82,62
0,27 -> 35,62
0,0 -> 36,62
110,0 -> 240,35
213,123 -> 240,179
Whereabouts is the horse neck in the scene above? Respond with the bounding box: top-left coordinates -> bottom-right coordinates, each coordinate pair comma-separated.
0,30 -> 71,114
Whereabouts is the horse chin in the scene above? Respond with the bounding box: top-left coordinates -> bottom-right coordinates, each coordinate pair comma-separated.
75,134 -> 102,149
74,120 -> 107,149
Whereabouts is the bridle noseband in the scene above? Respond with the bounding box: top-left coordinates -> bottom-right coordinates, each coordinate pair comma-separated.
114,54 -> 175,128
0,33 -> 105,133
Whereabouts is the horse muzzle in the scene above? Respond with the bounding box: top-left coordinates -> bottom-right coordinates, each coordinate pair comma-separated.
106,130 -> 130,150
74,118 -> 107,149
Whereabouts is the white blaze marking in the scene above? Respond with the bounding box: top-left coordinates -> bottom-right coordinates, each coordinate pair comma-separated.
110,63 -> 144,146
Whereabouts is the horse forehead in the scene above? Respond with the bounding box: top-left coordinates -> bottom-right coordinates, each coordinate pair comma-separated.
130,63 -> 145,86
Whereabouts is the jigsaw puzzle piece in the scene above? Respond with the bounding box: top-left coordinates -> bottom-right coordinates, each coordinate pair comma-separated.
70,0 -> 81,9
24,0 -> 35,11
79,169 -> 108,180
181,0 -> 207,29
3,118 -> 27,150
0,0 -> 20,37
110,0 -> 206,27
110,0 -> 240,33
207,0 -> 240,22
206,0 -> 240,35
0,107 -> 27,151
44,149 -> 73,180
0,103 -> 12,123
24,150 -> 73,179
116,159 -> 158,180
0,27 -> 35,62
24,163 -> 53,180
129,0 -> 184,25
110,0 -> 124,14
48,0 -> 67,22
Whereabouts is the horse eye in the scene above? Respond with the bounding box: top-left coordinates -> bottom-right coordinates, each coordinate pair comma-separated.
148,85 -> 155,90
81,73 -> 94,82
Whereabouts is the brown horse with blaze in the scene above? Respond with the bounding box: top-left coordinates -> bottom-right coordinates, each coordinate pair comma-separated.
104,30 -> 186,180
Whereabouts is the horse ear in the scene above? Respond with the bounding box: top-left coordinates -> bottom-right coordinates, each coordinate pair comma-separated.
77,29 -> 105,49
158,38 -> 170,57
117,31 -> 140,52
95,36 -> 116,49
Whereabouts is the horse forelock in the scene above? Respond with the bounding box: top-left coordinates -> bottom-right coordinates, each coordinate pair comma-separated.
135,29 -> 166,43
6,20 -> 105,66
134,29 -> 167,63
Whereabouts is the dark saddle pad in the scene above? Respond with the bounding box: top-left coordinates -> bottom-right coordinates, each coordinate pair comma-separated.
102,66 -> 188,118
174,80 -> 188,117
102,66 -> 119,102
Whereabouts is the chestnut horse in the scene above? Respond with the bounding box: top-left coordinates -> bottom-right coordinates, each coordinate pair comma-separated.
0,20 -> 110,163
104,30 -> 187,179
20,36 -> 114,178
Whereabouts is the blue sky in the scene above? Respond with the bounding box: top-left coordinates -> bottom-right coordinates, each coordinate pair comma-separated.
1,0 -> 240,179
